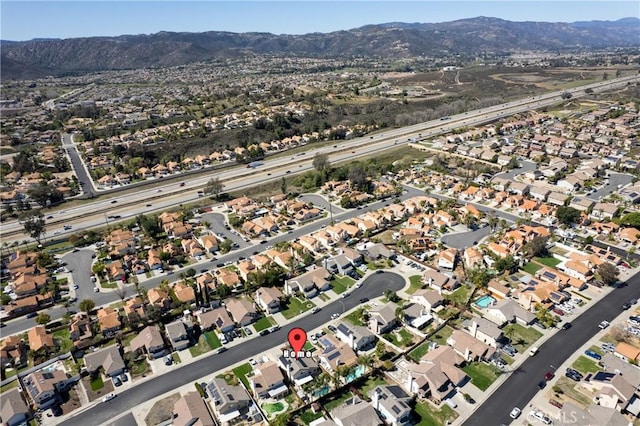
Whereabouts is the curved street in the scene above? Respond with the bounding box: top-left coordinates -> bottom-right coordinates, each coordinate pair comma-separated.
60,272 -> 406,426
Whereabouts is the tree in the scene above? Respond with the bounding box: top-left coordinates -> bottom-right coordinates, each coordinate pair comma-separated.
597,262 -> 619,286
524,236 -> 549,258
347,163 -> 368,191
375,341 -> 387,358
203,177 -> 224,198
468,268 -> 491,288
312,152 -> 330,172
35,312 -> 51,325
219,239 -> 232,254
495,255 -> 517,274
556,206 -> 581,226
383,289 -> 400,303
79,299 -> 96,314
19,210 -> 46,245
280,177 -> 287,194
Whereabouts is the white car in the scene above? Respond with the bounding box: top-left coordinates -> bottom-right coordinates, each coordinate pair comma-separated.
102,393 -> 116,402
598,321 -> 610,329
529,410 -> 552,425
510,407 -> 521,419
331,313 -> 340,320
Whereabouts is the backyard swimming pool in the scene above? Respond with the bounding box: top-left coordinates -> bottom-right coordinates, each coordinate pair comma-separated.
474,295 -> 496,308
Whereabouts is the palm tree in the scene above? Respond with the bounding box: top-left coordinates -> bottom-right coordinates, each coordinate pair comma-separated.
358,354 -> 374,372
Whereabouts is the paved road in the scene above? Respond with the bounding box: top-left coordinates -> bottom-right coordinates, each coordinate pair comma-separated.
463,271 -> 640,426
60,272 -> 406,426
62,249 -> 97,303
200,212 -> 252,251
298,194 -> 345,214
589,172 -> 635,201
494,160 -> 537,181
61,133 -> 96,197
441,226 -> 492,250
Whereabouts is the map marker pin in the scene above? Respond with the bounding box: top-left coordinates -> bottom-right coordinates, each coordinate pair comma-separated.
287,327 -> 307,358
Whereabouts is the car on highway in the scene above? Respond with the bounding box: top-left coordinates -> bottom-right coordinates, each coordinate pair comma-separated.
111,200 -> 117,204
102,393 -> 116,402
509,407 -> 521,419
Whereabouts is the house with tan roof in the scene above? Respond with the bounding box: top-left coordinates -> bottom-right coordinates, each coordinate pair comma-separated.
147,288 -> 171,310
438,248 -> 457,270
23,370 -> 74,410
463,247 -> 483,269
250,361 -> 288,400
69,313 -> 93,347
97,307 -> 121,337
165,320 -> 191,351
147,249 -> 162,270
130,325 -> 166,358
206,379 -> 252,423
619,227 -> 640,244
255,287 -> 284,314
317,336 -> 358,374
172,391 -> 215,426
216,269 -> 241,289
27,326 -> 54,353
225,298 -> 258,326
173,282 -> 196,304
446,330 -> 496,362
587,371 -> 639,413
197,307 -> 235,333
124,297 -> 145,319
198,235 -> 219,253
614,342 -> 640,363
423,268 -> 459,293
285,266 -> 331,298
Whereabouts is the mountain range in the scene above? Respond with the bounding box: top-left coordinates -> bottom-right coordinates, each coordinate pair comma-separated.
2,16 -> 639,80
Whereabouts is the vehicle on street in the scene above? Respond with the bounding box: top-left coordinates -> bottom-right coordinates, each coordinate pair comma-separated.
341,292 -> 350,298
102,393 -> 116,402
311,307 -> 320,314
26,312 -> 38,318
331,313 -> 340,320
509,407 -> 521,419
244,327 -> 253,336
598,320 -> 610,329
359,297 -> 369,303
529,346 -> 539,356
94,286 -> 100,292
215,347 -> 227,354
622,303 -> 631,310
561,322 -> 572,330
544,371 -> 555,381
537,380 -> 546,389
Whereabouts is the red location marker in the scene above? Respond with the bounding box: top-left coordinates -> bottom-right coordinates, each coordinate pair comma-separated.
288,327 -> 307,358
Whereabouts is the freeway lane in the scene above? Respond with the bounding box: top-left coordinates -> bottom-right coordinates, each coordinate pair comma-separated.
2,75 -> 637,242
463,272 -> 640,426
60,272 -> 406,426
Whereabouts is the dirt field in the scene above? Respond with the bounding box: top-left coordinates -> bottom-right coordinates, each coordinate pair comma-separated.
144,393 -> 181,426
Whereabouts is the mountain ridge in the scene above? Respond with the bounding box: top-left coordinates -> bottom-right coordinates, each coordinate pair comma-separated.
2,16 -> 638,79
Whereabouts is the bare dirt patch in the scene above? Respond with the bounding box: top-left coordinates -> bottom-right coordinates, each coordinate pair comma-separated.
144,393 -> 181,426
82,376 -> 114,402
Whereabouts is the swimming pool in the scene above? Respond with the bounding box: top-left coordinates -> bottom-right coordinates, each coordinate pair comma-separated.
474,295 -> 496,308
345,365 -> 366,383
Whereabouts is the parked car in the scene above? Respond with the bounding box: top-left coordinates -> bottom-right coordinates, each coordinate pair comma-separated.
537,381 -> 546,389
120,373 -> 128,382
163,355 -> 173,366
328,325 -> 338,333
244,327 -> 253,336
549,399 -> 563,409
102,393 -> 116,402
561,322 -> 572,330
585,349 -> 602,360
26,312 -> 38,318
622,303 -> 631,310
565,368 -> 583,382
598,321 -> 610,329
544,371 -> 555,381
113,376 -> 122,387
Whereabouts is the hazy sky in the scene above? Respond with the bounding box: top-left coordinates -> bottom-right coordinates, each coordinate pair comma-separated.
2,1 -> 638,41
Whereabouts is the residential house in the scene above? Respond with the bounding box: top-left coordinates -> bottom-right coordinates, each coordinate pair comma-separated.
398,345 -> 468,403
463,247 -> 483,270
97,307 -> 121,337
124,297 -> 146,320
588,372 -> 639,413
225,298 -> 258,326
69,313 -> 93,348
147,288 -> 171,310
446,330 -> 496,362
484,299 -> 536,326
84,345 -> 126,378
165,320 -> 190,351
330,396 -> 382,426
285,267 -> 331,298
369,385 -> 413,426
197,307 -> 235,333
559,402 -> 629,426
173,282 -> 196,304
172,391 -> 215,426
317,336 -> 358,374
207,378 -> 252,424
199,235 -> 219,253
423,268 -> 459,293
1,388 -> 30,426
255,287 -> 284,314
614,342 -> 640,363
22,370 -> 73,410
410,289 -> 444,312
335,322 -> 376,351
368,302 -> 399,334
250,361 -> 288,399
277,355 -> 321,387
463,317 -> 503,348
130,325 -> 166,359
27,326 -> 54,353
438,248 -> 457,271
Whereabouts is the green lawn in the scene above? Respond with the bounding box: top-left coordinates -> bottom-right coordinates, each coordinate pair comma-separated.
100,281 -> 118,289
407,275 -> 424,294
204,331 -> 222,349
318,293 -> 330,302
462,362 -> 502,391
232,363 -> 253,389
554,377 -> 592,407
253,316 -> 275,332
0,379 -> 18,394
572,356 -> 600,374
90,375 -> 104,391
53,328 -> 74,353
171,352 -> 182,364
303,341 -> 316,352
503,323 -> 542,352
431,325 -> 455,346
444,285 -> 474,306
408,341 -> 432,362
522,262 -> 542,274
535,256 -> 561,268
383,328 -> 416,347
324,391 -> 353,412
357,376 -> 388,399
131,359 -> 149,375
344,308 -> 366,326
331,276 -> 355,294
189,335 -> 212,357
298,409 -> 324,425
281,297 -> 315,320
262,402 -> 285,414
414,401 -> 458,426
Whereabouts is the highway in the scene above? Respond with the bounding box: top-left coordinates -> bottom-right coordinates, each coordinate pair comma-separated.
59,272 -> 407,426
2,74 -> 637,244
463,271 -> 640,426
